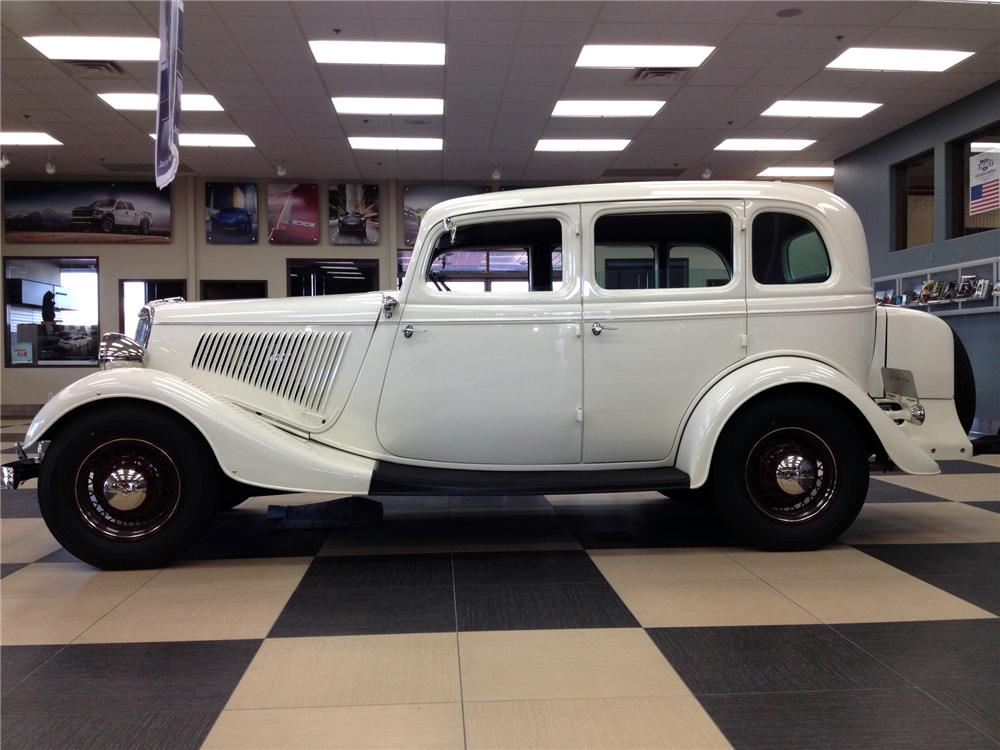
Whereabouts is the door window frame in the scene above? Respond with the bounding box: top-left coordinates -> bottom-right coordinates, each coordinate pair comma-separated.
745,203 -> 840,297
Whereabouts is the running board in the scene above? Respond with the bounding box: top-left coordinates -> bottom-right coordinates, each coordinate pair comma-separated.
369,462 -> 690,496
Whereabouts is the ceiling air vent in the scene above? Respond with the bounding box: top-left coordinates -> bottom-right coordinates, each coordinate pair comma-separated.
57,60 -> 126,77
602,168 -> 685,179
102,163 -> 152,174
628,67 -> 690,86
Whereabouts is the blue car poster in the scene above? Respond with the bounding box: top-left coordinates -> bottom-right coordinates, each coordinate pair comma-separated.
205,182 -> 258,244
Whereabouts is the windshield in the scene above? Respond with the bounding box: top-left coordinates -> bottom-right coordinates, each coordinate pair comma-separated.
89,199 -> 115,208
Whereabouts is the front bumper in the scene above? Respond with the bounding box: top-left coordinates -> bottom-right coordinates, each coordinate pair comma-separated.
1,441 -> 46,490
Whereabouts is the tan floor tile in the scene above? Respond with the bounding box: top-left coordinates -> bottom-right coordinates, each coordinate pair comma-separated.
590,548 -> 756,585
726,546 -> 908,581
139,557 -> 310,595
0,562 -> 158,598
0,518 -> 61,564
611,578 -> 819,627
840,505 -> 966,545
464,696 -> 731,750
203,703 -> 464,750
878,473 -> 1000,502
227,633 -> 460,709
869,502 -> 1000,543
969,454 -> 1000,469
459,628 -> 689,702
2,595 -> 125,645
771,575 -> 996,623
73,590 -> 292,643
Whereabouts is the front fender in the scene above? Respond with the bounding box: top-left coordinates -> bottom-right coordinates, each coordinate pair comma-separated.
23,368 -> 375,495
676,356 -> 941,488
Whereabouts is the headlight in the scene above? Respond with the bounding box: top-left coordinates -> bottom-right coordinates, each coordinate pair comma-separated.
98,332 -> 147,371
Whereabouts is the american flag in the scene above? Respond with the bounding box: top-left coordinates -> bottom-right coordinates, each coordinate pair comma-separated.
970,178 -> 999,214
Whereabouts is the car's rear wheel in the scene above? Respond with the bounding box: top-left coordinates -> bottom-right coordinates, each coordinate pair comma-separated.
709,395 -> 868,550
139,217 -> 150,235
38,406 -> 218,569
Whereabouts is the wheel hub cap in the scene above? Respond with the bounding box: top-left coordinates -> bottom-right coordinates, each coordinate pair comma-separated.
774,455 -> 816,496
102,467 -> 148,511
744,428 -> 839,524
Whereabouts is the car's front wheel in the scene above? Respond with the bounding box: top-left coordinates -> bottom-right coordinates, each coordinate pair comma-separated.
100,216 -> 115,233
709,395 -> 869,550
38,406 -> 219,569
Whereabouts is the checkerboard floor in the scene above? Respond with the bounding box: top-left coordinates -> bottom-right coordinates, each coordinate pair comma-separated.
2,418 -> 999,749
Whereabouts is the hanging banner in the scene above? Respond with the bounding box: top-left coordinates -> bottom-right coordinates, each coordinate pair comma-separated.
969,149 -> 999,216
155,0 -> 183,190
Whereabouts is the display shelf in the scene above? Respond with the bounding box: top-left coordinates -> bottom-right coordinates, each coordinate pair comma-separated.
873,256 -> 1000,318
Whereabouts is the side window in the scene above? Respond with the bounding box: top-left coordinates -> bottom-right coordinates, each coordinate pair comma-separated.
126,202 -> 135,211
426,217 -> 563,293
752,212 -> 831,285
116,201 -> 127,210
594,212 -> 733,290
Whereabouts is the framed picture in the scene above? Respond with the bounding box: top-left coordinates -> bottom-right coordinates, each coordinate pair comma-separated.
267,183 -> 319,245
3,181 -> 171,244
329,184 -> 379,245
205,182 -> 258,244
402,184 -> 490,246
972,278 -> 991,300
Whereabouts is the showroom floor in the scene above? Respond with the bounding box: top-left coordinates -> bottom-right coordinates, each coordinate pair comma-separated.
1,417 -> 998,750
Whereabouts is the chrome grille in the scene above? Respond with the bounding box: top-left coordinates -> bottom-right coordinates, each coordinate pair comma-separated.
191,329 -> 350,413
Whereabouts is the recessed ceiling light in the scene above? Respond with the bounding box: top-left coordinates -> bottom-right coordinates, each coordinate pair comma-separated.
535,139 -> 631,152
332,97 -> 444,115
575,44 -> 714,69
24,35 -> 159,61
100,93 -> 223,111
0,132 -> 63,146
758,167 -> 835,177
348,137 -> 443,150
715,138 -> 815,151
826,47 -> 973,72
309,41 -> 445,66
148,133 -> 254,147
971,142 -> 1000,152
761,100 -> 882,118
552,100 -> 665,117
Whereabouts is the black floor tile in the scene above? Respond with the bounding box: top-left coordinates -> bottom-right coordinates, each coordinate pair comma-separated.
453,550 -> 605,585
968,501 -> 1000,514
0,563 -> 27,579
865,478 -> 948,503
297,554 -> 452,589
35,548 -> 78,564
180,510 -> 330,560
923,682 -> 1000,741
919,575 -> 1000,615
646,625 -> 906,695
0,489 -> 39,519
833,620 -> 1000,688
0,433 -> 26,443
1,640 -> 261,714
456,582 -> 639,631
874,460 -> 1000,475
1,710 -> 218,750
0,646 -> 61,695
0,445 -> 20,455
270,585 -> 456,637
699,688 -> 996,750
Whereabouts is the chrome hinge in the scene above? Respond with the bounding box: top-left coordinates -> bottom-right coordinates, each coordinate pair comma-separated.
382,295 -> 398,319
576,407 -> 584,423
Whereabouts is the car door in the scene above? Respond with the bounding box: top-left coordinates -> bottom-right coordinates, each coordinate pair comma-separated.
376,205 -> 583,465
115,200 -> 133,227
581,200 -> 747,464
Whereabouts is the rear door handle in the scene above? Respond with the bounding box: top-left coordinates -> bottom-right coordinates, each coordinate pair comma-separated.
591,321 -> 617,336
402,324 -> 426,339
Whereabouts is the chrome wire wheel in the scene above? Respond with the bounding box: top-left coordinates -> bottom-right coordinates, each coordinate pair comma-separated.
73,438 -> 182,541
744,427 -> 838,524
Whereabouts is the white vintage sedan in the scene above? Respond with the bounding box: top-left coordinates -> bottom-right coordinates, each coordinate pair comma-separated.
4,182 -> 976,569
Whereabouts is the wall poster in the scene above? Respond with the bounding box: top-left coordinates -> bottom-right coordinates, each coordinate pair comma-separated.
267,183 -> 320,245
329,183 -> 380,245
205,182 -> 258,244
402,184 -> 490,246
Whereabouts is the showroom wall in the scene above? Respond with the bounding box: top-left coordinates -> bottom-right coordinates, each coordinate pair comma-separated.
835,82 -> 1000,433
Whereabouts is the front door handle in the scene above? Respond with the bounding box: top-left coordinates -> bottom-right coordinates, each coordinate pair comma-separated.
591,321 -> 618,336
402,324 -> 426,339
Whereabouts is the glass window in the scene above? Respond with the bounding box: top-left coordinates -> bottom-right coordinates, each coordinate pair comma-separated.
894,151 -> 934,250
594,212 -> 732,290
950,124 -> 999,238
287,259 -> 379,296
5,257 -> 99,366
396,250 -> 412,289
425,217 -> 563,293
200,280 -> 267,300
752,212 -> 831,285
120,279 -> 186,336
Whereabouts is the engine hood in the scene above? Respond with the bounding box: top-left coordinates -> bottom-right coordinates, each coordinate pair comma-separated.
150,291 -> 387,326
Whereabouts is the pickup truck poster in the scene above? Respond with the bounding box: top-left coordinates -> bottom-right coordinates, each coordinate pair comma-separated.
205,182 -> 258,244
969,150 -> 999,215
329,183 -> 379,245
3,181 -> 171,243
403,184 -> 490,246
267,183 -> 319,245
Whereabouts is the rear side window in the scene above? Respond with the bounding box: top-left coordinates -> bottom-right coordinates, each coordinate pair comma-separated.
752,212 -> 831,284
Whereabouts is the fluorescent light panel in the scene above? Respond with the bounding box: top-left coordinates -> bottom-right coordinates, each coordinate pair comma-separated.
332,97 -> 443,115
971,142 -> 1000,152
100,93 -> 223,111
24,35 -> 159,61
762,100 -> 882,118
348,137 -> 443,150
716,138 -> 815,151
309,40 -> 445,66
576,44 -> 714,68
552,100 -> 665,117
758,167 -> 835,178
535,139 -> 631,152
149,133 -> 254,147
826,47 -> 973,72
0,132 -> 63,146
